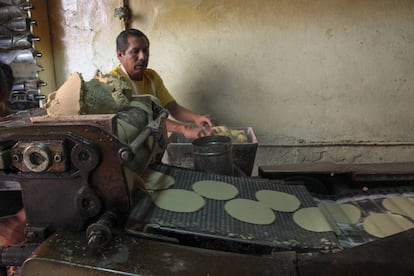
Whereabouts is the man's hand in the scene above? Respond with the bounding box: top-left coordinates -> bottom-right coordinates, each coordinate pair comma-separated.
194,114 -> 217,129
0,209 -> 26,246
164,106 -> 217,140
183,124 -> 213,140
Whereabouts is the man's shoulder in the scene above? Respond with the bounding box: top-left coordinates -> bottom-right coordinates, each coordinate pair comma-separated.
108,65 -> 122,75
145,68 -> 160,78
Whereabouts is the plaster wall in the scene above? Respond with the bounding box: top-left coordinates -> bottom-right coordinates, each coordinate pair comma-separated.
47,0 -> 124,87
128,0 -> 414,145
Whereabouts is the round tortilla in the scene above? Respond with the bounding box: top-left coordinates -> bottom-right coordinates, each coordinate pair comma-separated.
318,202 -> 361,224
382,197 -> 414,218
142,170 -> 175,191
224,198 -> 275,225
192,180 -> 239,200
363,213 -> 414,238
255,190 -> 301,212
293,207 -> 334,232
152,189 -> 205,213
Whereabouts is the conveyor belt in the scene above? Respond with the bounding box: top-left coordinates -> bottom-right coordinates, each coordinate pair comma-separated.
315,188 -> 414,248
127,164 -> 341,254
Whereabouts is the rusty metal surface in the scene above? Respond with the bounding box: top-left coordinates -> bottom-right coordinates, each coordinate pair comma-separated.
0,113 -> 137,240
21,230 -> 296,276
297,228 -> 414,276
19,229 -> 414,276
259,161 -> 414,181
0,122 -> 131,213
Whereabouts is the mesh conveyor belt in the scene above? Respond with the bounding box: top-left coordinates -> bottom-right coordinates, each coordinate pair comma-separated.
128,164 -> 341,253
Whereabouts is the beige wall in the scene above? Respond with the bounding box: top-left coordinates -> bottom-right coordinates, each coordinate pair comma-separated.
48,0 -> 414,146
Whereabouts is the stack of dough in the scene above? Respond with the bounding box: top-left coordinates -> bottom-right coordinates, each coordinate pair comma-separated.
44,72 -> 154,144
45,71 -> 132,116
213,126 -> 248,143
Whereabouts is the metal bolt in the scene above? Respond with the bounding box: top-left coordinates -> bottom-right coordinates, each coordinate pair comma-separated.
12,154 -> 21,162
119,148 -> 132,161
54,153 -> 63,163
26,231 -> 37,242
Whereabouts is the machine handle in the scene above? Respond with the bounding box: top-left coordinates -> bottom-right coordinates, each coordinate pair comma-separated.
129,109 -> 168,154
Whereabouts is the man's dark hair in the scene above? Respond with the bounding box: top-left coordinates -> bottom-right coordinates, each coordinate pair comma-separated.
116,29 -> 150,53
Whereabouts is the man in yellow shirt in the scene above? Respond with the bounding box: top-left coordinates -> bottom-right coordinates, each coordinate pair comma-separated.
109,29 -> 216,139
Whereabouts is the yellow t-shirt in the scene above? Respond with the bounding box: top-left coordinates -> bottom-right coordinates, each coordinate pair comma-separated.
108,65 -> 175,107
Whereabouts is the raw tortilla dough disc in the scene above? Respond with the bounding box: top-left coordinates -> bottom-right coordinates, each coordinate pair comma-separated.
318,202 -> 361,224
255,190 -> 301,212
363,213 -> 414,238
142,170 -> 175,191
382,197 -> 414,218
152,189 -> 205,213
224,198 -> 275,225
293,207 -> 334,232
192,180 -> 238,200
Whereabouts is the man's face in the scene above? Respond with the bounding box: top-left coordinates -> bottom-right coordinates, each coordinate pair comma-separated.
117,35 -> 149,80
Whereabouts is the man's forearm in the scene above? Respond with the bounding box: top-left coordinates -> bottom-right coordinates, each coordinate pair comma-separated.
165,101 -> 198,123
165,118 -> 187,134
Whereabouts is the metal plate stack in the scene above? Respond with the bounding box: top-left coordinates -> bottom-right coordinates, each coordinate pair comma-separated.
0,0 -> 45,111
